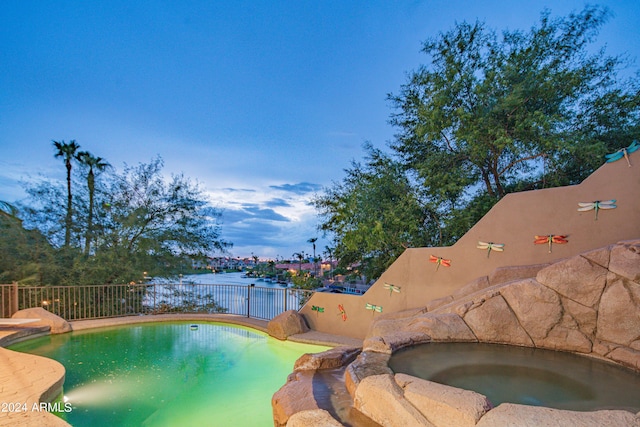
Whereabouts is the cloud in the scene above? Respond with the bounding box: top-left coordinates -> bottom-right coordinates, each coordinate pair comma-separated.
265,198 -> 291,208
221,204 -> 289,224
269,182 -> 322,195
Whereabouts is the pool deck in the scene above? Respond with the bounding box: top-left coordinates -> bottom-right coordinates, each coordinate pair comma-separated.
0,314 -> 362,426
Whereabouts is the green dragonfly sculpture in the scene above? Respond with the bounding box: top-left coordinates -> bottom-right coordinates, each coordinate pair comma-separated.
311,305 -> 324,317
383,283 -> 401,296
365,303 -> 383,315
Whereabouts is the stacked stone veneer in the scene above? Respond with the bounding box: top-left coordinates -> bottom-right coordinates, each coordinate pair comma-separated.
273,240 -> 640,426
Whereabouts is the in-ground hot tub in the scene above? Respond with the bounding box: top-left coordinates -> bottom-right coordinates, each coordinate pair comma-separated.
10,322 -> 329,426
388,342 -> 640,413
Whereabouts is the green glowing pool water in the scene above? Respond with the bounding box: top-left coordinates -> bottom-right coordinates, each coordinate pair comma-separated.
10,322 -> 329,426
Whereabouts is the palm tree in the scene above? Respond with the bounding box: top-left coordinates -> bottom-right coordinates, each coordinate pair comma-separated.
307,237 -> 317,277
324,245 -> 334,280
53,140 -> 81,247
292,252 -> 305,274
77,151 -> 110,255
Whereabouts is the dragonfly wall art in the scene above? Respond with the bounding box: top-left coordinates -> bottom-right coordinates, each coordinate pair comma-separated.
311,305 -> 325,317
429,255 -> 451,270
383,283 -> 401,296
337,304 -> 347,321
476,241 -> 505,258
534,235 -> 568,253
577,200 -> 616,220
365,303 -> 383,315
605,141 -> 639,167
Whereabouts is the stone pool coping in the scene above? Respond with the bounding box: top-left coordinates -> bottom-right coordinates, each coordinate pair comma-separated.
0,314 -> 360,427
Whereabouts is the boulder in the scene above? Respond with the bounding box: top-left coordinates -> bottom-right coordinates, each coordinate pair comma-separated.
293,346 -> 360,371
536,256 -> 607,308
607,346 -> 640,371
407,313 -> 477,342
475,403 -> 639,427
363,331 -> 430,354
354,374 -> 433,427
451,276 -> 490,301
344,351 -> 393,397
488,264 -> 548,286
608,240 -> 640,282
395,373 -> 493,427
272,371 -> 319,427
463,295 -> 534,346
12,307 -> 71,334
538,322 -> 592,353
581,245 -> 612,270
499,279 -> 562,340
597,275 -> 640,346
425,295 -> 453,312
286,409 -> 343,427
267,310 -> 309,340
561,297 -> 597,336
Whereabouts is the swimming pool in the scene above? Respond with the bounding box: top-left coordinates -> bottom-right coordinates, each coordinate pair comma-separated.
10,322 -> 329,426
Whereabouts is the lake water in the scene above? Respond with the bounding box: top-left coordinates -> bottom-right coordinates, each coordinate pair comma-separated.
166,272 -> 283,287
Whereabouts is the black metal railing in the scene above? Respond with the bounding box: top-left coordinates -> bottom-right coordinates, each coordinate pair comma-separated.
0,283 -> 314,321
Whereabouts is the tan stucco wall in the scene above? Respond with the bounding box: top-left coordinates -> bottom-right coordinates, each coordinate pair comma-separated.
301,152 -> 640,339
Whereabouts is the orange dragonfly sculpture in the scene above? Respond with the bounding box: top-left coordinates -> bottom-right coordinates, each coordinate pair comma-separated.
577,200 -> 616,220
429,255 -> 451,270
534,235 -> 568,253
337,304 -> 347,321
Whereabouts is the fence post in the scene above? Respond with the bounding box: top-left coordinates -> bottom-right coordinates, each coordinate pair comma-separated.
246,284 -> 253,317
10,283 -> 18,316
283,288 -> 287,312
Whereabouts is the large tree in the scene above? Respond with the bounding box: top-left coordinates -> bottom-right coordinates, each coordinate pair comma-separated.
313,144 -> 433,281
0,201 -> 55,285
92,157 -> 231,283
53,140 -> 81,247
388,6 -> 640,241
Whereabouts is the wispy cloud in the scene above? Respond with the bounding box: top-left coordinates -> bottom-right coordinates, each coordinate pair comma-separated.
269,182 -> 322,195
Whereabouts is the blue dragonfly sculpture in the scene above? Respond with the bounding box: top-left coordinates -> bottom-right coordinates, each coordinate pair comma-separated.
605,141 -> 639,167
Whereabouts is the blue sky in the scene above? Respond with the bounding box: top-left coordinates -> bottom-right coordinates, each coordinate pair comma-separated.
1,1 -> 639,260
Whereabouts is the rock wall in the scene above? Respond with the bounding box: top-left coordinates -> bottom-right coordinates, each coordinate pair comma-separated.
365,240 -> 640,371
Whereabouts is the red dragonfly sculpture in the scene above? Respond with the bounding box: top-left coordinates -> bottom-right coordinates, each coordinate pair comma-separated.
429,255 -> 451,270
337,304 -> 347,322
534,235 -> 568,253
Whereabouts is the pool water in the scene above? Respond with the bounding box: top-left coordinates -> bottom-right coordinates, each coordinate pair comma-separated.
10,322 -> 329,426
389,342 -> 640,413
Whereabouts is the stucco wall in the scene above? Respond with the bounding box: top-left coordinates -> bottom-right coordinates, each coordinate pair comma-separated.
301,152 -> 640,339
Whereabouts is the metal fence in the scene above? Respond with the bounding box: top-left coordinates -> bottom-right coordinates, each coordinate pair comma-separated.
0,283 -> 314,321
